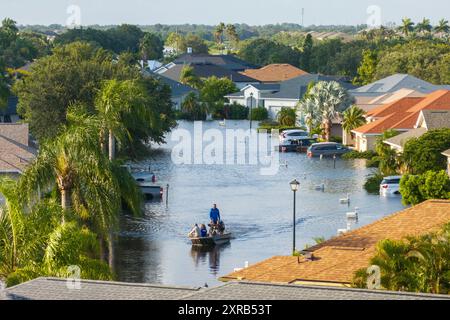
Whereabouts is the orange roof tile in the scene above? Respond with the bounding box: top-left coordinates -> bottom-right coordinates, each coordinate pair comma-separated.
240,64 -> 309,83
220,200 -> 450,285
355,90 -> 450,134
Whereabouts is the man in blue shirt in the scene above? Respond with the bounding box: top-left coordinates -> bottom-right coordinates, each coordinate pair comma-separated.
209,204 -> 221,225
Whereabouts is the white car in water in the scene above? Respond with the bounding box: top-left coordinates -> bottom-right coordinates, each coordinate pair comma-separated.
379,176 -> 402,196
279,129 -> 315,144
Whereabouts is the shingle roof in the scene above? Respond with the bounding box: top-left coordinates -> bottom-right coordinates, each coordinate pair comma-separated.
160,63 -> 258,83
351,74 -> 450,96
149,72 -> 197,98
0,124 -> 36,173
3,277 -> 449,300
173,54 -> 259,71
240,64 -> 309,83
221,200 -> 450,285
419,110 -> 450,129
383,127 -> 428,149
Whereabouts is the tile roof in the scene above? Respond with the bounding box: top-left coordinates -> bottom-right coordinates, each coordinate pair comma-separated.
0,124 -> 36,173
221,200 -> 450,285
354,90 -> 450,134
240,64 -> 309,83
3,277 -> 449,300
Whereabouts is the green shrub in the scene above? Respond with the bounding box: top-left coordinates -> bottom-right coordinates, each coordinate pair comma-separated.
400,171 -> 450,206
249,107 -> 268,121
343,150 -> 377,160
329,136 -> 343,144
225,103 -> 248,120
364,173 -> 383,194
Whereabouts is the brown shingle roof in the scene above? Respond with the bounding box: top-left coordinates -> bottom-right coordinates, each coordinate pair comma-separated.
0,124 -> 36,173
240,64 -> 309,83
220,200 -> 450,285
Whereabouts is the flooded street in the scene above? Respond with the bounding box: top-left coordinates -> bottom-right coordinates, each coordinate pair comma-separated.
115,120 -> 405,287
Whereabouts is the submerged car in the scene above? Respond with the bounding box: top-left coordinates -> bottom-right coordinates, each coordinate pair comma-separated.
307,142 -> 350,157
279,138 -> 318,152
279,129 -> 310,144
380,176 -> 402,196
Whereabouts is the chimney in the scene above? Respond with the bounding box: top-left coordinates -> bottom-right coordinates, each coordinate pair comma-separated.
187,47 -> 193,54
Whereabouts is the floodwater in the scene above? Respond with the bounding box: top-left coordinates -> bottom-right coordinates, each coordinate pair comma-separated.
114,120 -> 405,287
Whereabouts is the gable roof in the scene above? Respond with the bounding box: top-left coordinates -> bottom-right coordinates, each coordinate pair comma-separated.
172,54 -> 258,71
159,63 -> 258,83
351,74 -> 450,96
354,90 -> 450,134
417,109 -> 450,130
240,64 -> 309,83
221,200 -> 450,285
383,127 -> 428,149
152,73 -> 197,98
442,149 -> 450,157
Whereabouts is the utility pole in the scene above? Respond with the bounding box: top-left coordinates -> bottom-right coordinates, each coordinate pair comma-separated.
301,8 -> 305,27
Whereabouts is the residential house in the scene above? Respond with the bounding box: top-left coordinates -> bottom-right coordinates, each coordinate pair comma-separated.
156,63 -> 259,89
169,53 -> 258,72
0,123 -> 36,175
442,149 -> 450,178
351,90 -> 450,151
239,64 -> 309,83
384,110 -> 450,152
225,74 -> 355,133
148,72 -> 198,110
350,74 -> 450,112
0,96 -> 21,123
220,200 -> 450,287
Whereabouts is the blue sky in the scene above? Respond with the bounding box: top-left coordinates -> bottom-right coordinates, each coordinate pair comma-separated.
1,0 -> 449,26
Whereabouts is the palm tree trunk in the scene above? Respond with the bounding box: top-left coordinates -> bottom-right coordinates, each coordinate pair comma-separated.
108,230 -> 115,273
60,189 -> 70,224
109,130 -> 115,161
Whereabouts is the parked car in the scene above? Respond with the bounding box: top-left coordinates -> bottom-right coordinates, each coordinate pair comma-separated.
379,176 -> 402,196
279,130 -> 310,144
307,142 -> 350,158
279,138 -> 317,153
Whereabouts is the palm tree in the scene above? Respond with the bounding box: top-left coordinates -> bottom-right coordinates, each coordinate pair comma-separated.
416,18 -> 432,34
19,110 -> 139,269
297,98 -> 320,133
400,18 -> 415,37
225,24 -> 239,50
180,65 -> 203,89
0,178 -> 112,286
374,130 -> 400,176
308,81 -> 354,141
342,106 -> 366,136
95,79 -> 149,161
214,22 -> 226,53
434,19 -> 449,35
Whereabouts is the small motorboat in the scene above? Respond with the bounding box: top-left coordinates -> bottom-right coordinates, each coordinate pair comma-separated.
190,232 -> 233,247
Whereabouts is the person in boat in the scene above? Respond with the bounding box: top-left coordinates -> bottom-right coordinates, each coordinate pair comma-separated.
209,204 -> 221,225
200,224 -> 208,238
188,224 -> 200,238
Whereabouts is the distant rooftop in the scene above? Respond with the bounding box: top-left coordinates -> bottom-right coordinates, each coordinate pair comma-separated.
2,277 -> 449,300
240,64 -> 309,83
172,53 -> 259,71
351,74 -> 450,96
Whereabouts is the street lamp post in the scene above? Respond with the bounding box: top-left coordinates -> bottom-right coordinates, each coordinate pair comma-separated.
290,179 -> 300,255
249,92 -> 254,130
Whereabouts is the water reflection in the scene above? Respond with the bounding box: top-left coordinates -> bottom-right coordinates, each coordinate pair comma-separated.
190,244 -> 231,277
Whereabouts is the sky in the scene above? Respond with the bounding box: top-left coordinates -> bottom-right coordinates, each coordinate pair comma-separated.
1,0 -> 449,26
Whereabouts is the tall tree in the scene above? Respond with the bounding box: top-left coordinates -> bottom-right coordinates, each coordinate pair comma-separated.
434,19 -> 450,35
400,18 -> 415,37
180,65 -> 203,89
353,49 -> 377,86
214,22 -> 226,52
139,33 -> 163,62
299,33 -> 313,72
342,106 -> 366,136
307,81 -> 354,141
416,18 -> 432,34
225,24 -> 239,50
